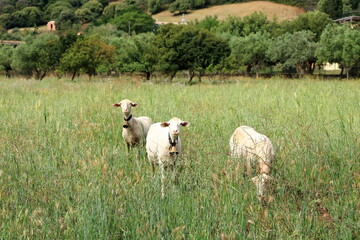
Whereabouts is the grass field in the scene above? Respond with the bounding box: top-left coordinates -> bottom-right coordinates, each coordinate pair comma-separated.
0,77 -> 359,239
153,1 -> 305,23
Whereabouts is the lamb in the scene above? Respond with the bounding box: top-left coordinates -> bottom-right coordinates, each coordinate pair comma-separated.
146,117 -> 190,198
113,99 -> 152,153
229,126 -> 275,199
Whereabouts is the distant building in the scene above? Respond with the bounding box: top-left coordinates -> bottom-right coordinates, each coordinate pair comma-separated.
47,21 -> 56,31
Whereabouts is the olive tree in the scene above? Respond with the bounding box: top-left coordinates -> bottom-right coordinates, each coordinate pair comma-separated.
316,24 -> 360,79
11,33 -> 61,80
266,30 -> 318,76
153,24 -> 230,83
59,37 -> 115,80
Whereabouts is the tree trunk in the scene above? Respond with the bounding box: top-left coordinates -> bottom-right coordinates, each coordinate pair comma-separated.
197,70 -> 204,82
35,70 -> 40,80
246,65 -> 252,77
188,69 -> 195,84
145,72 -> 151,81
346,67 -> 352,80
254,65 -> 259,78
40,72 -> 46,81
296,65 -> 304,78
71,72 -> 77,81
169,71 -> 177,82
340,67 -> 344,77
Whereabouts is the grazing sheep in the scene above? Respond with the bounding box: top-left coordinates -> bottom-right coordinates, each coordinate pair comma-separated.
229,126 -> 275,199
113,99 -> 152,153
146,117 -> 190,198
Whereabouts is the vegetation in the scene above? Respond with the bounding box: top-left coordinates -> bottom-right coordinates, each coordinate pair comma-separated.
267,31 -> 318,76
317,0 -> 343,18
59,37 -> 115,80
153,24 -> 230,82
316,24 -> 360,79
0,77 -> 359,239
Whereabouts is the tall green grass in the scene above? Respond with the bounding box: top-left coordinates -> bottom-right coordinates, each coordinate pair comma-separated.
0,77 -> 359,239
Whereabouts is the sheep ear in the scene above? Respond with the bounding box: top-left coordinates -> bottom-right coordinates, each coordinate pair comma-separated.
131,102 -> 138,107
113,103 -> 121,107
160,122 -> 170,127
181,121 -> 190,127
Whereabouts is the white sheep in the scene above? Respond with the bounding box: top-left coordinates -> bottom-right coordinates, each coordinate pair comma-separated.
113,99 -> 152,153
146,117 -> 190,198
229,126 -> 275,199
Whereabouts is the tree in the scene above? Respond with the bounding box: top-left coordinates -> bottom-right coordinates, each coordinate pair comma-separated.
75,0 -> 103,24
59,38 -> 115,80
0,45 -> 14,77
11,33 -> 61,80
113,33 -> 157,80
110,10 -> 155,34
10,7 -> 43,28
153,24 -> 230,83
241,12 -> 270,36
317,0 -> 343,19
230,32 -> 271,78
266,30 -> 318,76
316,24 -> 360,79
148,0 -> 164,14
280,11 -> 333,41
102,1 -> 142,20
215,16 -> 244,36
169,0 -> 192,14
191,15 -> 220,32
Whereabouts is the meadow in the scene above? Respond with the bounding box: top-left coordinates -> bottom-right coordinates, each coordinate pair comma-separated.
0,76 -> 359,239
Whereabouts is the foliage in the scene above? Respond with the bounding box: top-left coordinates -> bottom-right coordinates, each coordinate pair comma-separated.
153,24 -> 230,82
102,0 -> 141,20
316,24 -> 360,79
148,0 -> 165,14
86,23 -> 125,43
11,33 -> 62,80
279,11 -> 333,41
229,32 -> 271,77
317,0 -> 343,18
214,16 -> 245,36
110,10 -> 155,34
190,15 -> 220,32
0,45 -> 14,76
10,7 -> 43,28
214,12 -> 274,37
241,12 -> 271,36
267,30 -> 318,76
75,0 -> 103,24
59,37 -> 115,80
112,33 -> 157,80
169,0 -> 192,14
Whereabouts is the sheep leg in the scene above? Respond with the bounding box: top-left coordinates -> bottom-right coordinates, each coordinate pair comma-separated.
151,161 -> 155,176
159,159 -> 165,199
126,143 -> 130,158
245,158 -> 252,176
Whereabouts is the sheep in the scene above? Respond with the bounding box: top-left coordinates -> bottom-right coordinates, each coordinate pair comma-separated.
229,126 -> 275,200
113,99 -> 152,154
146,117 -> 190,198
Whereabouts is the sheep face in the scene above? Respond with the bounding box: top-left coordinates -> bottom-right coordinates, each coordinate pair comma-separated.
160,118 -> 190,138
251,173 -> 272,198
113,99 -> 138,116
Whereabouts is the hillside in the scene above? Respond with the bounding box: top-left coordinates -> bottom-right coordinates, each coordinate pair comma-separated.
153,1 -> 306,23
